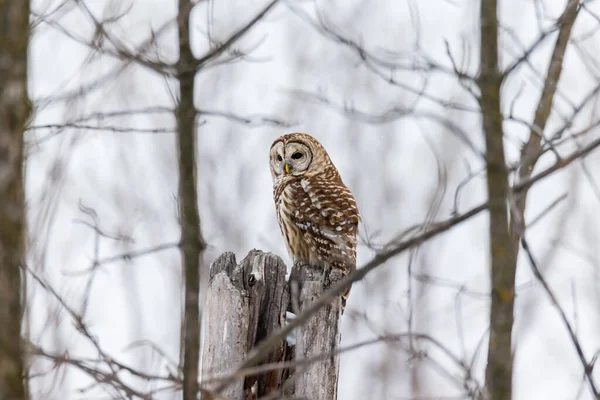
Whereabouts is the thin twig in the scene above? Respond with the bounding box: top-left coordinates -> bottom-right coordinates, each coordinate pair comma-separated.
194,0 -> 280,71
520,236 -> 599,398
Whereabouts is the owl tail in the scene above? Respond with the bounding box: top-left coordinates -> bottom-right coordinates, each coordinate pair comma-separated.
341,286 -> 351,314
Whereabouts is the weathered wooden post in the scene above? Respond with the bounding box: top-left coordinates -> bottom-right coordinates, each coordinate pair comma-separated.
201,251 -> 288,398
201,250 -> 343,400
289,263 -> 343,400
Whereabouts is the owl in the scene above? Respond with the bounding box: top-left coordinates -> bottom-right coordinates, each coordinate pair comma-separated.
269,132 -> 361,312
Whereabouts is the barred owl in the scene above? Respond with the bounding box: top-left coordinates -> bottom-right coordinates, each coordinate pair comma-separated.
269,133 -> 361,312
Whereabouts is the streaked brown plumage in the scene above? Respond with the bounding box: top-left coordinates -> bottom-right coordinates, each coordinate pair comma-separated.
269,133 -> 360,312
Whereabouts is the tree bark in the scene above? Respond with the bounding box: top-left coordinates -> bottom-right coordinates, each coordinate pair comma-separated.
478,1 -> 517,399
512,0 -> 580,247
289,263 -> 342,400
176,1 -> 207,400
201,251 -> 288,399
0,1 -> 30,399
201,253 -> 346,399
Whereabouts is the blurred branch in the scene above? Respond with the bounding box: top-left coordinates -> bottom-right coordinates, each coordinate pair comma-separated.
193,0 -> 280,71
287,3 -> 476,82
202,332 -> 482,397
29,106 -> 291,127
32,344 -> 170,400
27,107 -> 291,147
452,164 -> 486,214
0,1 -> 30,399
548,82 -> 600,141
69,0 -> 281,75
28,123 -> 176,134
413,273 -> 489,300
64,241 -> 180,276
26,266 -> 179,399
520,236 -> 599,398
33,16 -> 176,106
289,89 -> 484,158
77,0 -> 173,74
503,23 -> 562,78
75,0 -> 279,74
286,3 -> 479,111
32,5 -> 176,76
195,108 -> 292,127
509,134 -> 599,192
526,193 -> 568,229
514,0 -> 580,246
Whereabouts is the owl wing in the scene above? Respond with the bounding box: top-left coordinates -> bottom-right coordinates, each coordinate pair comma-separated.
291,176 -> 360,271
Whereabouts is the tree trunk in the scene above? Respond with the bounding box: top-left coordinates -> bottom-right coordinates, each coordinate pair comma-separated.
478,1 -> 517,399
176,1 -> 207,399
0,1 -> 31,399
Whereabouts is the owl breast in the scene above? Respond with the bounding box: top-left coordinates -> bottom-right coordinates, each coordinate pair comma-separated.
274,174 -> 360,271
276,181 -> 314,263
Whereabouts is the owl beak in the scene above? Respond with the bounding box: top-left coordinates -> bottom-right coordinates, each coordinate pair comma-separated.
284,163 -> 291,174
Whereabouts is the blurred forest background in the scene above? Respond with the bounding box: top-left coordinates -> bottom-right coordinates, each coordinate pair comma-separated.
3,0 -> 600,399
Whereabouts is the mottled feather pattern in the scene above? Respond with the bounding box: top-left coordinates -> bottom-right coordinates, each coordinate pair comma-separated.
270,133 -> 360,311
271,133 -> 360,270
275,176 -> 359,270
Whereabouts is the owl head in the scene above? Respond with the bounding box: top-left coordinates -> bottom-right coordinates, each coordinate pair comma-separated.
269,133 -> 336,181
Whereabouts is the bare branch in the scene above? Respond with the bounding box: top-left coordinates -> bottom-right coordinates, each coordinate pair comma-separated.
64,241 -> 180,276
194,0 -> 280,71
26,107 -> 291,147
516,0 -> 580,201
203,332 -> 480,395
28,123 -> 177,134
74,0 -> 173,74
503,25 -> 561,78
289,89 -> 484,159
520,236 -> 599,398
286,2 -> 476,83
32,6 -> 175,76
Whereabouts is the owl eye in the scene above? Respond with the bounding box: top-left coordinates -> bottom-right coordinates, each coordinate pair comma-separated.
291,152 -> 303,160
277,154 -> 283,162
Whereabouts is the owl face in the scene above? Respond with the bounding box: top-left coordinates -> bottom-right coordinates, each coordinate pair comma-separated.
269,135 -> 317,179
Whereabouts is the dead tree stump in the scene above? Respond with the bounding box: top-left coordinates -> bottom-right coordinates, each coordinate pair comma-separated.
289,263 -> 343,400
201,251 -> 343,400
201,251 -> 288,398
